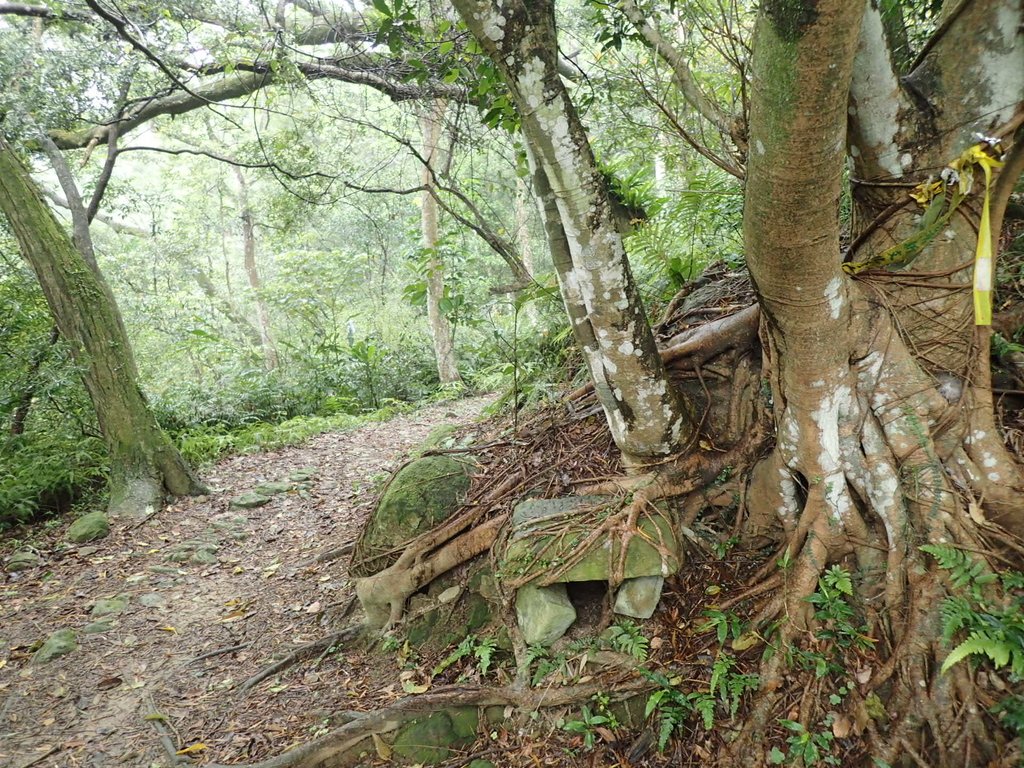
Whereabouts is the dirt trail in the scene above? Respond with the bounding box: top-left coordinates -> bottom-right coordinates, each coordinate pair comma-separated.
0,396 -> 492,768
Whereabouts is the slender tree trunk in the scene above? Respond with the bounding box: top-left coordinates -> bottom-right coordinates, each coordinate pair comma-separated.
234,170 -> 279,371
453,0 -> 694,462
9,324 -> 59,436
514,175 -> 539,326
0,136 -> 207,516
420,99 -> 461,385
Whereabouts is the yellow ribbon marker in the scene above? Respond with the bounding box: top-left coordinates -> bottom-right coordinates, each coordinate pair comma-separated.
952,144 -> 1004,325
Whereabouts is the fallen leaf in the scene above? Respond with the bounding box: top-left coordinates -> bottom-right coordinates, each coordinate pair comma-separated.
305,601 -> 322,614
855,667 -> 872,685
399,669 -> 431,694
372,733 -> 392,760
731,632 -> 760,651
96,676 -> 122,690
157,626 -> 177,633
176,743 -> 206,755
832,714 -> 852,738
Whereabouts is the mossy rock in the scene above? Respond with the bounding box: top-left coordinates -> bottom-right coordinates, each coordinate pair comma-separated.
33,629 -> 76,663
404,562 -> 497,652
67,511 -> 110,543
390,708 -> 478,765
502,496 -> 681,584
350,455 -> 475,577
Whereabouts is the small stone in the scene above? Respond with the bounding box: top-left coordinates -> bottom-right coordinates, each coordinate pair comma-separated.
613,576 -> 665,619
6,551 -> 41,572
287,468 -> 316,482
76,545 -> 100,557
469,761 -> 496,768
437,586 -> 462,604
515,583 -> 576,646
82,621 -> 114,634
92,596 -> 129,617
190,549 -> 219,565
33,629 -> 76,663
139,593 -> 167,609
148,565 -> 184,576
229,492 -> 272,509
66,511 -> 110,543
252,481 -> 293,495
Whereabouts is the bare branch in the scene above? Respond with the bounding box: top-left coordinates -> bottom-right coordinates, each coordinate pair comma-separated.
617,0 -> 739,143
0,2 -> 86,20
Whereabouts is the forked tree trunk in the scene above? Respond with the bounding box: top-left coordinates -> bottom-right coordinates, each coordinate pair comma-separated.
420,99 -> 462,385
0,137 -> 207,516
738,0 -> 1024,761
453,0 -> 695,462
234,170 -> 280,371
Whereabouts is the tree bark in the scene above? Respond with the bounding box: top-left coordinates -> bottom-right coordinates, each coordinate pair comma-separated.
234,169 -> 280,371
453,0 -> 695,462
0,136 -> 207,516
420,99 -> 461,385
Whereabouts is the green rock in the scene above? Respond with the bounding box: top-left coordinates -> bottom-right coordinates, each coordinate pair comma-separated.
391,708 -> 477,765
613,576 -> 665,619
6,550 -> 41,572
33,629 -> 76,663
67,511 -> 110,543
229,492 -> 272,509
252,481 -> 293,495
191,549 -> 219,565
148,565 -> 184,575
82,620 -> 113,634
91,596 -> 129,616
351,455 -> 475,576
139,593 -> 167,609
420,423 -> 457,450
515,583 -> 576,646
503,496 -> 680,584
287,468 -> 317,482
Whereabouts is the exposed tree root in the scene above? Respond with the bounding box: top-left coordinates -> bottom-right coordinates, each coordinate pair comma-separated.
240,625 -> 364,692
720,296 -> 1024,764
208,676 -> 651,768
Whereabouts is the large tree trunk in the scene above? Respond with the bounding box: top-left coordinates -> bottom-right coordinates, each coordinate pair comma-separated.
420,99 -> 462,385
453,0 -> 695,462
0,136 -> 207,516
737,0 -> 1024,762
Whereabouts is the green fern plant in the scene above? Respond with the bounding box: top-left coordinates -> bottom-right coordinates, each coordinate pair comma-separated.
921,545 -> 1024,676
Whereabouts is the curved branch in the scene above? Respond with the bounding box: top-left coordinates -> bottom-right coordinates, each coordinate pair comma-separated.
617,0 -> 739,143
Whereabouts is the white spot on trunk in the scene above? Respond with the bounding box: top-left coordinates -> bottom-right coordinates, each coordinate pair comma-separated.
475,8 -> 505,42
988,472 -> 1001,482
755,139 -> 765,155
824,277 -> 844,319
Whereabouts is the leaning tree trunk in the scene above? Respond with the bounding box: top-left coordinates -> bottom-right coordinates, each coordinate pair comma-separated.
453,0 -> 695,463
420,99 -> 462,385
738,0 -> 1024,762
0,136 -> 207,517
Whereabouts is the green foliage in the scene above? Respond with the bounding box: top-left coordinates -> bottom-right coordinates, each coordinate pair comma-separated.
698,608 -> 745,645
560,694 -> 620,749
625,168 -> 743,294
770,718 -> 840,766
806,566 -> 873,652
433,633 -> 500,678
602,620 -> 650,662
642,670 -> 717,750
921,545 -> 1024,676
709,653 -> 759,718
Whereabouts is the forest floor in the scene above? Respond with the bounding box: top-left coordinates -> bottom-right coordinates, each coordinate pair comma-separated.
0,396 -> 502,768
